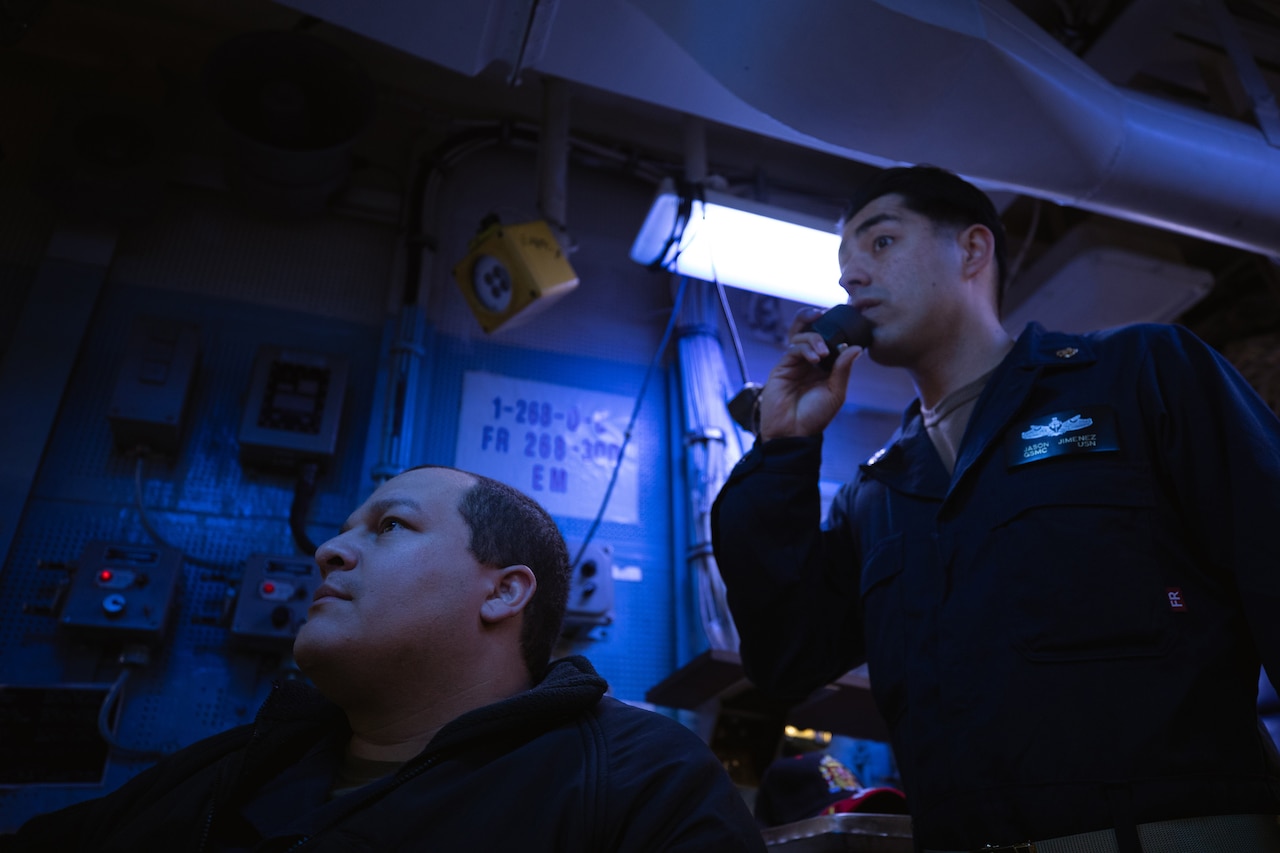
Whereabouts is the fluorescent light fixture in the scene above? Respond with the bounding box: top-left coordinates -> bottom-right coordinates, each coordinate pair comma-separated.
630,179 -> 847,307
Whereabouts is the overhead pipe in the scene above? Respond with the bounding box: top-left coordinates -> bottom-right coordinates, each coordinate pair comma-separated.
537,76 -> 573,243
623,0 -> 1280,259
275,0 -> 1280,257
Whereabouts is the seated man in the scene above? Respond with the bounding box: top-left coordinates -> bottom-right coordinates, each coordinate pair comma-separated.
8,465 -> 766,852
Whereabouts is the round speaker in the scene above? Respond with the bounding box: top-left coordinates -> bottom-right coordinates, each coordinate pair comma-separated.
204,29 -> 375,213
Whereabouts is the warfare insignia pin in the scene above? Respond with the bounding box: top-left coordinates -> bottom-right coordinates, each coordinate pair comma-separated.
1020,413 -> 1093,439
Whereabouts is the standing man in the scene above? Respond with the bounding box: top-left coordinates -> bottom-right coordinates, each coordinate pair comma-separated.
10,465 -> 766,852
712,165 -> 1280,852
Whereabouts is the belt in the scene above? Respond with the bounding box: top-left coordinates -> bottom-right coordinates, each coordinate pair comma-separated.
928,813 -> 1280,853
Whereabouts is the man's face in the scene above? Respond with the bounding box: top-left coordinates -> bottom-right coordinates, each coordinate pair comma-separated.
293,467 -> 490,686
838,193 -> 969,367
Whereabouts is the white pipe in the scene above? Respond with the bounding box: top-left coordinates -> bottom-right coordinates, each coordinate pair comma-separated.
276,0 -> 1280,258
625,0 -> 1280,258
538,77 -> 572,235
683,115 -> 708,185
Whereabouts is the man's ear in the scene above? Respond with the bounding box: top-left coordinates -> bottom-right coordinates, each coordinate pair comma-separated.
480,565 -> 537,625
957,223 -> 995,283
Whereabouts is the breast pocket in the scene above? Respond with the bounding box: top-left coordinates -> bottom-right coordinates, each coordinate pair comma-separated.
988,460 -> 1172,662
860,533 -> 907,722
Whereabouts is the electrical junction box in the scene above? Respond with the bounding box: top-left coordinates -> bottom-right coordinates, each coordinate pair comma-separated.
229,554 -> 319,652
107,317 -> 201,455
59,541 -> 183,645
238,346 -> 348,470
452,218 -> 579,334
563,540 -> 615,632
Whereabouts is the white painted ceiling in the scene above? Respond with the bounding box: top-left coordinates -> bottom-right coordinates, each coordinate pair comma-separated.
8,0 -> 1280,349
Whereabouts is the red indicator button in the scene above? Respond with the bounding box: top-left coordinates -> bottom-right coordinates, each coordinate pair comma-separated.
99,570 -> 114,584
262,581 -> 276,595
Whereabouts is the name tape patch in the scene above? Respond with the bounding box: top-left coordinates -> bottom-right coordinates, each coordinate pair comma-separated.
1006,406 -> 1119,468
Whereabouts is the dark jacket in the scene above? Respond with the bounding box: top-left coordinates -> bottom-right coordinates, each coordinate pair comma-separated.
712,322 -> 1280,850
7,656 -> 765,852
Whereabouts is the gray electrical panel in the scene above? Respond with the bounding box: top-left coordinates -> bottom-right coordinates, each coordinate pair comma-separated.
59,541 -> 183,645
238,346 -> 348,470
107,318 -> 201,455
563,540 -> 615,632
229,553 -> 318,652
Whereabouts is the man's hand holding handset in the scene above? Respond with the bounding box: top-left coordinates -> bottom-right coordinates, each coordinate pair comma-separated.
757,304 -> 871,441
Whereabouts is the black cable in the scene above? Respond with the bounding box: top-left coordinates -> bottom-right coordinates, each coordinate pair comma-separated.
289,462 -> 320,557
1004,197 -> 1042,298
711,273 -> 751,387
647,194 -> 690,270
570,275 -> 690,569
696,199 -> 759,439
642,180 -> 750,384
645,180 -> 701,272
96,660 -> 168,759
133,456 -> 232,571
403,125 -> 539,306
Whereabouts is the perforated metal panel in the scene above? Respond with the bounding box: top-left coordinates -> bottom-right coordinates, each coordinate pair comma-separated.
0,280 -> 379,831
0,280 -> 689,834
107,188 -> 395,326
33,284 -> 375,519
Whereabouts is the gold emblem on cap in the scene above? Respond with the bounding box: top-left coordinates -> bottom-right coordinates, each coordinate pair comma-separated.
1055,347 -> 1079,359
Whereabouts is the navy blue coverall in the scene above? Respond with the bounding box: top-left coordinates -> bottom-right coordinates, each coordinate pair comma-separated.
712,322 -> 1280,850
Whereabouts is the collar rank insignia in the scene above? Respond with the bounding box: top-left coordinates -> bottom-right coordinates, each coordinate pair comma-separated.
1006,406 -> 1119,467
1055,347 -> 1079,359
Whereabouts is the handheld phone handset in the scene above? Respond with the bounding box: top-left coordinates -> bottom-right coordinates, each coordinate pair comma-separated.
727,304 -> 873,433
811,304 -> 873,372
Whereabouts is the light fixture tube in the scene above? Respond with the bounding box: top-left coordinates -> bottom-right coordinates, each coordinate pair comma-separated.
630,180 -> 848,307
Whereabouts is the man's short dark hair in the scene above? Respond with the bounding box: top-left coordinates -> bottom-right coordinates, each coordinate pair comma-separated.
408,465 -> 570,680
844,165 -> 1009,309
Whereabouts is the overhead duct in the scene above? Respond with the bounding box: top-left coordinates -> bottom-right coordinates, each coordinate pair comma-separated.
624,0 -> 1280,259
275,0 -> 1280,257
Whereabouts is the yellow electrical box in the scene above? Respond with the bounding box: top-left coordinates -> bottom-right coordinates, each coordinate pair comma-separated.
452,219 -> 579,334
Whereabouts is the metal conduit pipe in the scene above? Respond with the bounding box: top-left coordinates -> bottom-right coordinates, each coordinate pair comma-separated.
538,76 -> 573,241
371,304 -> 428,485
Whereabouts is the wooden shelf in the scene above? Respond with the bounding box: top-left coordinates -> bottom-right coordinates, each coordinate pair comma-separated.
645,648 -> 890,743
